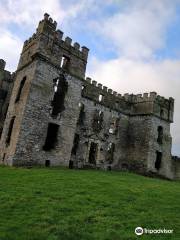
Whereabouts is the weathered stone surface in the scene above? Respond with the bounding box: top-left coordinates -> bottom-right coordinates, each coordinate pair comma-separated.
0,14 -> 179,180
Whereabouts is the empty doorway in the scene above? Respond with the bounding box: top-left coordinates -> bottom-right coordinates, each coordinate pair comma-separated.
88,142 -> 98,164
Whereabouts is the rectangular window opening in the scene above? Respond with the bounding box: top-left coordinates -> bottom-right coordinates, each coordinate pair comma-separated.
45,160 -> 50,167
155,151 -> 162,170
71,133 -> 80,155
60,55 -> 70,70
43,123 -> 59,151
51,75 -> 68,117
88,142 -> 98,164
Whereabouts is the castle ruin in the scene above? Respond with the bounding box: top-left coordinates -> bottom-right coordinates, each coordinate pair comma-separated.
0,14 -> 179,180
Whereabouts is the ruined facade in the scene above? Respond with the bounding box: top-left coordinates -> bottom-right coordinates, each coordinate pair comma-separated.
0,14 -> 179,179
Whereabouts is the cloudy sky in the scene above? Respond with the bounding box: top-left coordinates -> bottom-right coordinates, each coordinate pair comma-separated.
0,0 -> 180,155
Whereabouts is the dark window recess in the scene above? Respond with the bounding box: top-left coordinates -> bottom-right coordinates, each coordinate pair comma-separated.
51,74 -> 68,117
43,123 -> 59,151
0,127 -> 3,139
15,77 -> 26,102
60,56 -> 70,71
78,103 -> 85,125
157,126 -> 163,144
4,104 -> 9,119
81,85 -> 85,96
6,116 -> 15,145
92,110 -> 103,133
88,142 -> 98,164
155,151 -> 162,170
106,143 -> 115,164
71,134 -> 80,155
160,109 -> 164,118
0,89 -> 7,100
45,160 -> 50,167
69,160 -> 74,169
121,163 -> 128,170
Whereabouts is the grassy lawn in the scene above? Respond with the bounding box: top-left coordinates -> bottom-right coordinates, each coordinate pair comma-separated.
0,166 -> 179,240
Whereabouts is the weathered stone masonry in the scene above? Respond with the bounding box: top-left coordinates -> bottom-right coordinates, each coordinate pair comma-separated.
0,13 -> 179,179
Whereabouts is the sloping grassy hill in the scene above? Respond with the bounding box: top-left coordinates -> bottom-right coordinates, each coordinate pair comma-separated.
0,166 -> 179,240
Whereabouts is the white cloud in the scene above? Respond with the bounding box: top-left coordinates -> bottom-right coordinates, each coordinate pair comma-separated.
92,0 -> 175,59
0,0 -> 65,26
0,29 -> 22,71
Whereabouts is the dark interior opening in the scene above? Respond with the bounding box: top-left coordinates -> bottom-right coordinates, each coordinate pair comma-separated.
6,116 -> 15,145
92,110 -> 103,132
51,74 -> 68,117
71,133 -> 80,155
157,126 -> 163,144
160,109 -> 164,118
106,142 -> 115,164
69,160 -> 74,169
45,160 -> 50,167
78,103 -> 85,125
155,151 -> 162,170
88,142 -> 98,164
43,123 -> 59,151
60,55 -> 70,71
15,77 -> 26,103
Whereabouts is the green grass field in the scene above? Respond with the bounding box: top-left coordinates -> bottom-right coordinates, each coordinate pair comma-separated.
0,166 -> 179,240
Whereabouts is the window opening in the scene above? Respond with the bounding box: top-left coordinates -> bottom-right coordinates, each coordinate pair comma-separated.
15,77 -> 26,102
6,116 -> 15,145
43,123 -> 59,151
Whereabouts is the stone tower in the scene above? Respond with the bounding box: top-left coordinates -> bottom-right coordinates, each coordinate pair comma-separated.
0,13 -> 89,166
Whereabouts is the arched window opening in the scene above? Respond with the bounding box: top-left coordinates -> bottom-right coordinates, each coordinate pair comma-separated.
15,77 -> 26,103
6,116 -> 15,145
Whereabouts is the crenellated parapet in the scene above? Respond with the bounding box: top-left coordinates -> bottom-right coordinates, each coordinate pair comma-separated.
82,77 -> 133,114
81,77 -> 174,122
18,13 -> 89,78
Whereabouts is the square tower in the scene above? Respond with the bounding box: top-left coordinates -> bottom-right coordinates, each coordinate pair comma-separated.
0,14 -> 89,166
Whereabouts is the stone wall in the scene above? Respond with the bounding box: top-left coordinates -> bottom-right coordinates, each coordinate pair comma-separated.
0,59 -> 13,138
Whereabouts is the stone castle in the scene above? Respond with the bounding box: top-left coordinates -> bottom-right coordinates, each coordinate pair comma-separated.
0,14 -> 179,179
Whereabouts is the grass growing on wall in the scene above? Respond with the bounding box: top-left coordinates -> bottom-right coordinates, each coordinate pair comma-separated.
0,166 -> 179,240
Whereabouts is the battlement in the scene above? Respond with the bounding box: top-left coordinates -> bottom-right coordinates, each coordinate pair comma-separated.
22,14 -> 89,60
82,77 -> 174,122
18,13 -> 89,78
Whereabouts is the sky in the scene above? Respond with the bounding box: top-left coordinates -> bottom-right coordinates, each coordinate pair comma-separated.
0,0 -> 180,155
